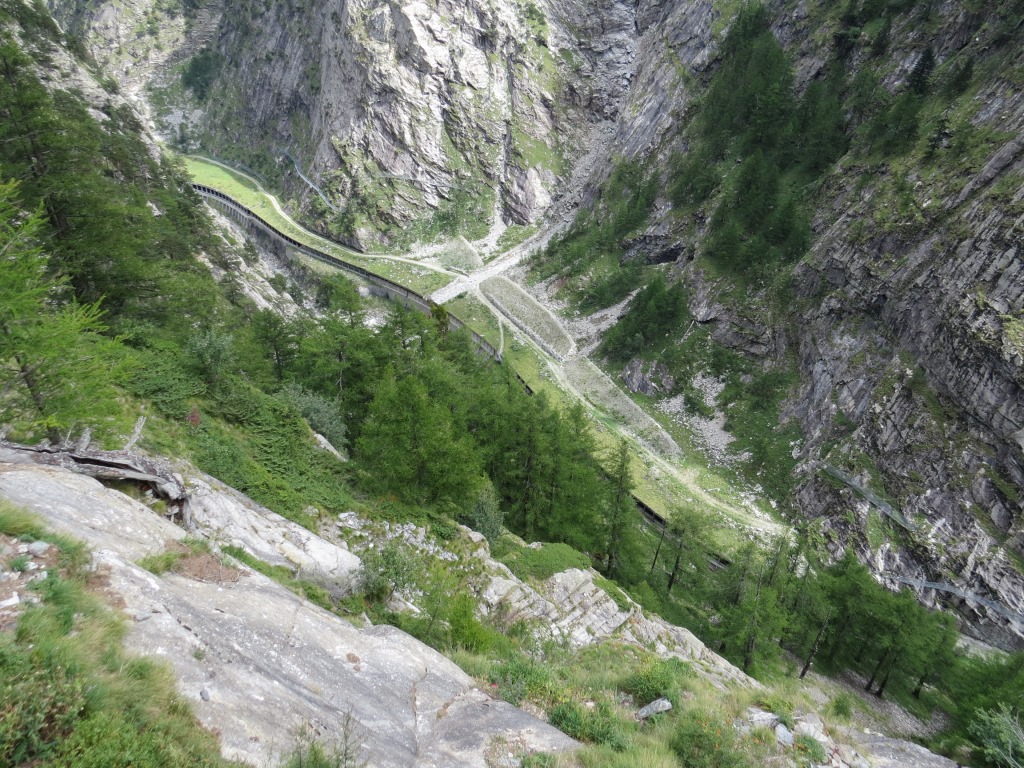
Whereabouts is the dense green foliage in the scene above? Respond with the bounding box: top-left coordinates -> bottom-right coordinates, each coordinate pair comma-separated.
599,274 -> 687,362
182,50 -> 223,102
668,3 -> 842,280
499,541 -> 592,582
0,183 -> 129,441
0,35 -> 215,327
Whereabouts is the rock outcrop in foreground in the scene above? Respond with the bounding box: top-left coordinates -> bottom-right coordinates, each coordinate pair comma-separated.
0,457 -> 577,767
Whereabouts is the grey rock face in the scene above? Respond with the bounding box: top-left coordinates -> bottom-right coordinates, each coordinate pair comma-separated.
621,357 -> 675,396
0,462 -> 577,766
481,566 -> 757,689
838,727 -> 959,768
775,722 -> 794,747
743,707 -> 780,730
636,697 -> 672,719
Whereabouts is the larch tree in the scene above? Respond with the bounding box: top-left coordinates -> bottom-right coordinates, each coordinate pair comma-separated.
0,182 -> 128,442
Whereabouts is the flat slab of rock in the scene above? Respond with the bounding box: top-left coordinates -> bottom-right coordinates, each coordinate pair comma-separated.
744,707 -> 780,730
838,728 -> 959,768
776,723 -> 794,747
0,464 -> 184,560
186,473 -> 362,582
0,461 -> 577,766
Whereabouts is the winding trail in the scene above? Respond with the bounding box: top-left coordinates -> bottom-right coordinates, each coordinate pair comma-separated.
285,150 -> 340,214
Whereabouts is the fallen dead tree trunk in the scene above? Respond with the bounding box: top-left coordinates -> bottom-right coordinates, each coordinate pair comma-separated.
0,440 -> 193,526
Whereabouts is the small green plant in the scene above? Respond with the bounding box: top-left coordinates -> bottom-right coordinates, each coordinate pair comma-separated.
548,699 -> 631,751
753,693 -> 795,729
360,539 -> 421,602
827,693 -> 854,721
794,733 -> 829,765
282,717 -> 367,768
489,655 -> 554,707
670,710 -> 750,768
138,537 -> 211,575
622,658 -> 690,708
9,554 -> 30,572
429,519 -> 458,542
138,550 -> 184,575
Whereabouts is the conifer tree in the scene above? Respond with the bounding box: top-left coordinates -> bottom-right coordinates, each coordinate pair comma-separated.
0,182 -> 127,441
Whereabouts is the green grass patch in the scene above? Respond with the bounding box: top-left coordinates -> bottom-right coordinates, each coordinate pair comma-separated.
621,658 -> 692,708
137,537 -> 210,575
182,156 -> 455,296
499,542 -> 592,582
220,546 -> 333,611
594,575 -> 633,613
0,501 -> 89,573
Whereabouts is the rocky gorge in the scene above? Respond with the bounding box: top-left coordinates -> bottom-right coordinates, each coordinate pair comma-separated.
4,0 -> 1023,764
47,0 -> 1024,648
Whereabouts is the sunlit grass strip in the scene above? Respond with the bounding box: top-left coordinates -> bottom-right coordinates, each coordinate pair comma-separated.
447,294 -> 503,352
184,157 -> 454,296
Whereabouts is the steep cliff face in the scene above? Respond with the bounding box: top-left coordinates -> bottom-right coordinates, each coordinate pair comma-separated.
614,0 -> 1024,647
64,0 -> 640,249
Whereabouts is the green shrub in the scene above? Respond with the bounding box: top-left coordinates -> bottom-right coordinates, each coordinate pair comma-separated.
360,540 -> 421,602
670,710 -> 750,768
827,693 -> 854,721
278,382 -> 347,454
794,733 -> 829,765
548,700 -> 631,751
622,658 -> 690,708
429,519 -> 459,542
754,693 -> 794,729
0,640 -> 86,765
969,704 -> 1024,768
49,710 -> 224,768
489,656 -> 554,706
501,543 -> 591,582
447,594 -> 496,653
459,483 -> 504,543
181,50 -> 222,101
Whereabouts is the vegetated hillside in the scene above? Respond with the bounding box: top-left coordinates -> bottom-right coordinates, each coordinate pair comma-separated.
58,0 -> 1023,647
531,0 -> 1024,650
